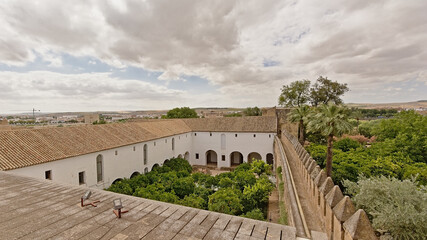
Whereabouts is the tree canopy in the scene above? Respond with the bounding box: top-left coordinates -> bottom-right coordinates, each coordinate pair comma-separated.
164,107 -> 198,118
106,158 -> 275,221
278,80 -> 310,107
306,104 -> 353,177
309,76 -> 349,106
278,77 -> 348,107
243,107 -> 262,116
287,105 -> 310,144
343,176 -> 427,239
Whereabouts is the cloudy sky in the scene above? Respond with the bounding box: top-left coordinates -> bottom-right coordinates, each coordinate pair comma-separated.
0,0 -> 426,113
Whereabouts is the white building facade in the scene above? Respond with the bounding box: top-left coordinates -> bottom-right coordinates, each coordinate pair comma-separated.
9,130 -> 275,189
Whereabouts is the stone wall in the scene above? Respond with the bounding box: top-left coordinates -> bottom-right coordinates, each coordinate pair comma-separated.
262,107 -> 298,136
283,131 -> 377,240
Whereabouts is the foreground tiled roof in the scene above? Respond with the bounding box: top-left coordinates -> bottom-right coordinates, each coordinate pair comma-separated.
0,117 -> 276,171
0,171 -> 296,240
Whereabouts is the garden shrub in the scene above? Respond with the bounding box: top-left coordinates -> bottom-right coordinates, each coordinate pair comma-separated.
343,176 -> 427,239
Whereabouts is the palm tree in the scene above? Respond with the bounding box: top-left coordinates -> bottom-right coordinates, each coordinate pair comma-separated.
306,104 -> 353,177
351,109 -> 363,132
288,105 -> 310,145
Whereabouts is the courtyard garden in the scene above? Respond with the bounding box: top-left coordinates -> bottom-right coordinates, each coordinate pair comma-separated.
107,158 -> 275,221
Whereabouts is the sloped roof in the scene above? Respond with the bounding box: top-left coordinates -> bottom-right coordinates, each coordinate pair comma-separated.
0,171 -> 297,239
0,117 -> 276,170
182,116 -> 277,133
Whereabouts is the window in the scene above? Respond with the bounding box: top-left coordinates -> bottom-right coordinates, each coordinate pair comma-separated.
221,134 -> 226,150
165,139 -> 167,143
144,167 -> 148,174
143,144 -> 148,165
154,142 -> 156,146
133,146 -> 136,151
45,170 -> 52,180
222,155 -> 225,161
96,154 -> 103,183
254,134 -> 256,138
269,134 -> 271,138
172,138 -> 175,150
194,133 -> 197,136
179,136 -> 180,139
210,132 -> 212,136
115,150 -> 118,155
78,171 -> 85,185
196,153 -> 199,159
235,134 -> 238,137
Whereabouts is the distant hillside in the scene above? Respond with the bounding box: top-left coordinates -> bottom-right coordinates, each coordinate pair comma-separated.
346,100 -> 427,109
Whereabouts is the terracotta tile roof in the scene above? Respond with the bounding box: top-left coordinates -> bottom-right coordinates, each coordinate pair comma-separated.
0,117 -> 276,170
182,116 -> 277,133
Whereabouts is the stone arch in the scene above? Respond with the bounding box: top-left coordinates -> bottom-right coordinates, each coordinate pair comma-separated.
266,153 -> 274,165
144,167 -> 148,174
184,151 -> 190,161
230,151 -> 243,166
164,159 -> 169,165
130,171 -> 140,179
152,164 -> 159,171
247,152 -> 262,163
112,178 -> 123,185
206,150 -> 218,166
178,154 -> 183,159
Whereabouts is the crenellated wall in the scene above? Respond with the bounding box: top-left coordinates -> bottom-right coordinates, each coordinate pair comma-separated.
283,131 -> 377,240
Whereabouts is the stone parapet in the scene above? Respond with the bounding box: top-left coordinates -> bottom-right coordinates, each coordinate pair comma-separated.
283,131 -> 377,240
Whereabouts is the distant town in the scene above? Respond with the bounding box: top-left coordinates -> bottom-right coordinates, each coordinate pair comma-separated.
1,101 -> 426,129
0,108 -> 248,128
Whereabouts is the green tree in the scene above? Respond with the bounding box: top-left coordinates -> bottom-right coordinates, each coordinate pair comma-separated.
278,80 -> 311,107
240,208 -> 265,221
107,180 -> 133,195
242,177 -> 274,211
165,107 -> 198,118
343,176 -> 427,239
234,170 -> 257,191
288,105 -> 311,144
250,159 -> 272,176
208,188 -> 243,215
307,104 -> 353,177
171,177 -> 195,198
334,138 -> 360,152
218,177 -> 233,188
180,194 -> 206,209
309,76 -> 349,107
350,108 -> 363,131
243,107 -> 262,116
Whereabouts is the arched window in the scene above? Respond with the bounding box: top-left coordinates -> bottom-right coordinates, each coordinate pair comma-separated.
230,151 -> 243,166
144,167 -> 148,174
247,152 -> 262,164
221,134 -> 226,150
172,138 -> 175,150
143,144 -> 148,165
96,154 -> 103,183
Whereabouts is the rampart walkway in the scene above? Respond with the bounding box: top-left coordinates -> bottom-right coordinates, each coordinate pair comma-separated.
280,135 -> 325,233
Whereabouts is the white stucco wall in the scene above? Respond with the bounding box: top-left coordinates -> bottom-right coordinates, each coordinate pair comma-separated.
190,132 -> 275,168
8,131 -> 275,189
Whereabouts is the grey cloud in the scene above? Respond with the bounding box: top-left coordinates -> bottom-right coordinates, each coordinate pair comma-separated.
0,0 -> 426,108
